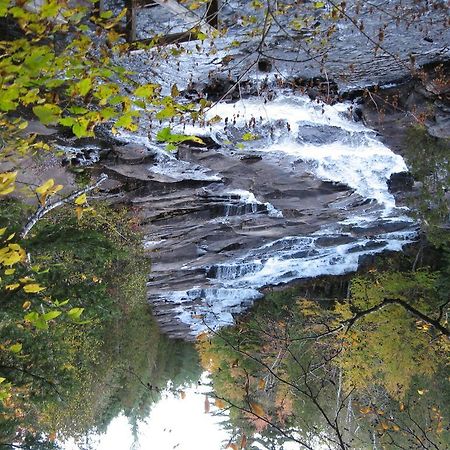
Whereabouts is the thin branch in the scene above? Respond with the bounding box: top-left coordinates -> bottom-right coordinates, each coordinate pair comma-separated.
20,174 -> 108,239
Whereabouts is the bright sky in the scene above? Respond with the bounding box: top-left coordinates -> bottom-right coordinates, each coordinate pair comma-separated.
64,374 -> 231,450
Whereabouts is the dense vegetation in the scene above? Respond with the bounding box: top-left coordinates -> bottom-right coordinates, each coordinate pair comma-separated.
197,248 -> 450,449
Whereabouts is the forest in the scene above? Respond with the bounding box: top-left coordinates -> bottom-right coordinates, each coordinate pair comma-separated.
0,0 -> 449,449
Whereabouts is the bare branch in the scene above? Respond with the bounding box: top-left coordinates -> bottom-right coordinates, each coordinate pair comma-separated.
20,174 -> 108,239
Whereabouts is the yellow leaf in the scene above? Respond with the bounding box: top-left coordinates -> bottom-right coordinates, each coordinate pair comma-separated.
19,277 -> 33,283
75,206 -> 83,220
22,300 -> 32,310
204,395 -> 210,413
392,425 -> 400,432
36,179 -> 60,205
215,398 -> 226,409
179,391 -> 186,399
49,184 -> 63,195
6,233 -> 15,241
75,193 -> 87,205
36,179 -> 55,195
6,283 -> 20,290
23,283 -> 46,293
227,444 -> 238,450
258,379 -> 266,390
250,402 -> 265,417
4,269 -> 15,275
399,402 -> 405,411
359,406 -> 372,414
381,422 -> 389,430
0,171 -> 17,195
0,227 -> 6,236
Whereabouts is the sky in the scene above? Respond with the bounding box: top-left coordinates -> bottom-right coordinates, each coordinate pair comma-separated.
64,374 -> 231,450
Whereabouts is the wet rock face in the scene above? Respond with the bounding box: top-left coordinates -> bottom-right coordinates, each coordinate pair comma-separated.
358,61 -> 450,156
92,95 -> 418,340
297,123 -> 350,145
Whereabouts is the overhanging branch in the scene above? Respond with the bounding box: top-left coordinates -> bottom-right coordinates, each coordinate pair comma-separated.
20,173 -> 108,239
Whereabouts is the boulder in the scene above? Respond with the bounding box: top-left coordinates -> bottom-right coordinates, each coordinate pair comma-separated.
387,171 -> 414,193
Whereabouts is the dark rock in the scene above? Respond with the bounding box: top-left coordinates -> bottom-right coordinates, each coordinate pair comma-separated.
204,76 -> 239,101
297,122 -> 350,145
348,240 -> 387,253
240,154 -> 262,162
112,143 -> 156,165
352,106 -> 364,122
315,236 -> 356,247
291,76 -> 339,103
258,58 -> 273,72
387,171 -> 415,193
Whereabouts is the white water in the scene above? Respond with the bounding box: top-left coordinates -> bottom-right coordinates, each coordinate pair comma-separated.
180,95 -> 406,208
225,189 -> 283,218
147,93 -> 417,335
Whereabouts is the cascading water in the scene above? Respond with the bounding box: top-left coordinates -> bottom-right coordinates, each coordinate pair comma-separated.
138,93 -> 418,338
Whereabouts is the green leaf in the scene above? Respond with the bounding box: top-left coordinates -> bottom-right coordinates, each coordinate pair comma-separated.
114,111 -> 139,129
59,117 -> 76,127
68,106 -> 89,115
9,343 -> 22,353
0,0 -> 9,16
53,299 -> 69,307
166,143 -> 177,151
33,104 -> 62,125
72,121 -> 92,138
24,47 -> 53,72
34,316 -> 48,330
100,107 -> 118,120
24,312 -> 39,323
46,79 -> 65,88
76,78 -> 92,96
0,88 -> 20,112
155,106 -> 176,120
156,127 -> 204,145
100,10 -> 114,19
156,127 -> 171,142
242,132 -> 258,141
134,83 -> 159,99
67,307 -> 84,321
108,95 -> 124,106
43,310 -> 62,321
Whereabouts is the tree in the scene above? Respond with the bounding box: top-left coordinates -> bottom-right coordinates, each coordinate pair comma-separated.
197,265 -> 450,449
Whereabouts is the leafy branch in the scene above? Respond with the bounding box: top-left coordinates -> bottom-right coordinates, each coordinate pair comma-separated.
20,174 -> 109,239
